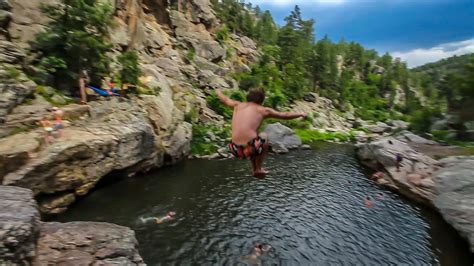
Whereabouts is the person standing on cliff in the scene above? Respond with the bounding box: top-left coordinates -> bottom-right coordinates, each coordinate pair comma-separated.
79,70 -> 89,104
395,153 -> 403,172
216,88 -> 306,178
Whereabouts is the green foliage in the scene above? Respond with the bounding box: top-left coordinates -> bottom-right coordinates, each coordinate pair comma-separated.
117,51 -> 141,85
5,66 -> 21,80
191,124 -> 231,155
206,91 -> 233,119
38,56 -> 67,74
216,25 -> 230,44
226,47 -> 235,60
295,129 -> 355,143
34,0 -> 113,90
186,48 -> 196,62
184,106 -> 200,123
208,1 -> 467,132
409,107 -> 441,134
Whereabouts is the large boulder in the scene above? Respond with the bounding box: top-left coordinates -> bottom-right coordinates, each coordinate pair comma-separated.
189,0 -> 217,28
35,222 -> 144,265
395,130 -> 438,145
433,156 -> 474,252
264,123 -> 302,154
0,186 -> 40,265
356,136 -> 439,206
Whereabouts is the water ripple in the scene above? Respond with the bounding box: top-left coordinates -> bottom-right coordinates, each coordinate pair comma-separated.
55,143 -> 472,265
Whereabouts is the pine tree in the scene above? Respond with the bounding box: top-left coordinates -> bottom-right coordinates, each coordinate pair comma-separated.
35,0 -> 113,90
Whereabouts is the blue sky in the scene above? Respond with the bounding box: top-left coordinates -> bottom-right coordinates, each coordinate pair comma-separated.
247,0 -> 474,67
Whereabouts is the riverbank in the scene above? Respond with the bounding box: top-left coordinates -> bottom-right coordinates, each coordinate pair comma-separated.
356,132 -> 474,252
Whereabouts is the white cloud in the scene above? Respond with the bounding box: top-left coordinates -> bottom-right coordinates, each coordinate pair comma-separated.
392,38 -> 474,68
248,0 -> 345,6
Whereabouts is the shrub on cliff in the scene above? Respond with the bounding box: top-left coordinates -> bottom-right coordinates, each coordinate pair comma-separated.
117,51 -> 141,85
34,0 -> 113,91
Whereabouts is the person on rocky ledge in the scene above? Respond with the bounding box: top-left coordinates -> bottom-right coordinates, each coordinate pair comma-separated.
216,88 -> 307,178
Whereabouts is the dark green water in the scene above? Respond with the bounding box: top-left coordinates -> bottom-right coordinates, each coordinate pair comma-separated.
55,143 -> 472,265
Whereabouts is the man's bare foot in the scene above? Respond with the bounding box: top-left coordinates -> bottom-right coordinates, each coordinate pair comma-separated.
253,170 -> 269,178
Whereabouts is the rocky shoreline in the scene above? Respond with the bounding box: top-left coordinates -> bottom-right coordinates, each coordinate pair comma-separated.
356,132 -> 474,252
0,185 -> 144,265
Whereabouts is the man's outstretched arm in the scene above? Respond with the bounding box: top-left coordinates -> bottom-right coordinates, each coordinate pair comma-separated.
216,89 -> 240,107
263,107 -> 307,120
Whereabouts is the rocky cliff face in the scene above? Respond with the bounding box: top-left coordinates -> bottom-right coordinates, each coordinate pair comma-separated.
0,0 -> 259,214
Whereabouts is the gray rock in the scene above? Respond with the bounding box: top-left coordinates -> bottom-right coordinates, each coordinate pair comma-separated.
388,120 -> 409,130
35,222 -> 144,265
264,123 -> 302,153
189,0 -> 217,27
0,186 -> 39,265
396,131 -> 438,145
193,40 -> 226,62
0,0 -> 12,11
365,124 -> 386,134
356,136 -> 439,206
303,93 -> 316,103
0,40 -> 26,64
50,93 -> 66,105
239,36 -> 257,50
433,156 -> 474,252
0,80 -> 36,123
8,0 -> 54,47
0,10 -> 11,28
431,119 -> 449,131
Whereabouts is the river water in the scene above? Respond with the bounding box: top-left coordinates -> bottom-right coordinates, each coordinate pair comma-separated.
55,143 -> 472,265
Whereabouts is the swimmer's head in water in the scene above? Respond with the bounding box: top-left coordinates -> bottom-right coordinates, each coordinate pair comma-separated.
366,196 -> 371,200
168,211 -> 176,217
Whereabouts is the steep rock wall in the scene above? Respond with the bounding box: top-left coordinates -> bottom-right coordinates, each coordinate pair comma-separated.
0,0 -> 259,214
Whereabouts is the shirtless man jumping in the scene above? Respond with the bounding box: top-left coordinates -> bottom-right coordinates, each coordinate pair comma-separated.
216,89 -> 306,178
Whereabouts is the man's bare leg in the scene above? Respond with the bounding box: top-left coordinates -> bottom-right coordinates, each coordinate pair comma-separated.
250,157 -> 258,175
253,133 -> 269,178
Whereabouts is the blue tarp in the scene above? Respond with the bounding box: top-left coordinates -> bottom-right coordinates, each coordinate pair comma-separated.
88,86 -> 120,97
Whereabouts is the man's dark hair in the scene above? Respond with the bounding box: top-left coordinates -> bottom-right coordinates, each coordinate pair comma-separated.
247,89 -> 265,104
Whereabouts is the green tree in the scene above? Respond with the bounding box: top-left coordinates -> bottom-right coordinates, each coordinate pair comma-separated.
35,0 -> 113,90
